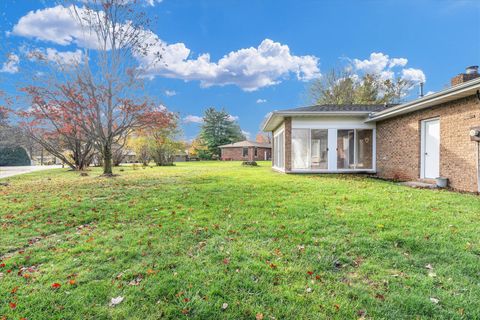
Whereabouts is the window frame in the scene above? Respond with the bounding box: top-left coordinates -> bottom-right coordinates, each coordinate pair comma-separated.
242,147 -> 249,158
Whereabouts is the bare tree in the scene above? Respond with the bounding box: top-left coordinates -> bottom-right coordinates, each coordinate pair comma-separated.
309,68 -> 414,105
14,0 -> 169,175
61,0 -> 168,175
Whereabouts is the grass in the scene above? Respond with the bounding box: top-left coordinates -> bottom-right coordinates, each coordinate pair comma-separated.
0,161 -> 479,319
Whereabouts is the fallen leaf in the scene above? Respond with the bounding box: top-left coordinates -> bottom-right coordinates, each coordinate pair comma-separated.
9,302 -> 16,309
51,283 -> 61,289
222,302 -> 228,310
256,313 -> 264,320
128,276 -> 142,286
109,296 -> 124,307
11,286 -> 19,294
375,293 -> 385,301
306,287 -> 312,293
307,271 -> 313,275
430,297 -> 439,304
425,264 -> 433,270
69,279 -> 76,285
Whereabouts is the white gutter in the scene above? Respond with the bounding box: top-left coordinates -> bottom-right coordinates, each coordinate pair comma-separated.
262,111 -> 372,131
366,77 -> 480,122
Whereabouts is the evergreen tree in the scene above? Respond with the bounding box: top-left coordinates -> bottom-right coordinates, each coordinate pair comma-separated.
199,108 -> 245,159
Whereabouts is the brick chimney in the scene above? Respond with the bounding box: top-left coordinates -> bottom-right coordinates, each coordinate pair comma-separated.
451,66 -> 480,86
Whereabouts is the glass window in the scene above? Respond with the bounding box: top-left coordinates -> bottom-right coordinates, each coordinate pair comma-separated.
337,129 -> 373,169
355,130 -> 373,169
337,130 -> 355,169
254,147 -> 258,157
311,129 -> 328,169
242,147 -> 248,157
274,131 -> 284,168
292,129 -> 310,169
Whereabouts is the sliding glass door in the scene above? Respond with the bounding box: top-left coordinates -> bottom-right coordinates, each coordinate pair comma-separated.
311,129 -> 328,169
291,128 -> 373,171
274,131 -> 284,169
337,130 -> 355,169
292,129 -> 310,169
337,129 -> 373,170
355,130 -> 373,169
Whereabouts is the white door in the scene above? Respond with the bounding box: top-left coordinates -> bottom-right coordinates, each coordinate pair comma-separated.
422,119 -> 440,179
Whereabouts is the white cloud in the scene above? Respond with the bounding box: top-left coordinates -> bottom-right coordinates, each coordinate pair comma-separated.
137,38 -> 320,91
227,115 -> 239,121
425,90 -> 435,96
352,52 -> 426,84
183,115 -> 203,124
11,5 -> 108,49
401,68 -> 426,84
28,48 -> 84,66
242,130 -> 251,139
353,52 -> 390,75
12,6 -> 320,91
389,58 -> 408,68
146,0 -> 163,5
164,90 -> 177,97
0,54 -> 20,74
256,99 -> 267,104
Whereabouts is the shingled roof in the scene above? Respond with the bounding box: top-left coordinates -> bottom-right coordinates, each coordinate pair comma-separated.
218,140 -> 271,148
281,104 -> 389,113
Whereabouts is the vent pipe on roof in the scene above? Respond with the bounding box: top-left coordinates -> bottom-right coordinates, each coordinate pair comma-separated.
466,66 -> 479,75
419,82 -> 424,98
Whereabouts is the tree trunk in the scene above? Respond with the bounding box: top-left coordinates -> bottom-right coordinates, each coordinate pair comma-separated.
103,143 -> 113,175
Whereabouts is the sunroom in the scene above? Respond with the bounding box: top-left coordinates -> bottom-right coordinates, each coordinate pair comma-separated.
263,105 -> 385,173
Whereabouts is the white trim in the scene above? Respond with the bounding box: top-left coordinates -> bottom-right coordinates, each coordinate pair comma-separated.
328,128 -> 337,171
420,117 -> 440,179
273,128 -> 284,137
372,128 -> 377,172
477,143 -> 480,193
272,166 -> 286,173
291,169 -> 376,174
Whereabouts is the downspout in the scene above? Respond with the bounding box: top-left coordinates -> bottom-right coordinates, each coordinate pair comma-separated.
477,90 -> 480,193
477,142 -> 480,193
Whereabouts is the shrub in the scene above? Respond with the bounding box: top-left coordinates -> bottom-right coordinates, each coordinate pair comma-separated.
0,146 -> 31,166
242,161 -> 258,167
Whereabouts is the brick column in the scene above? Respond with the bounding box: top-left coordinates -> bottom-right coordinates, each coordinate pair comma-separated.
284,117 -> 292,172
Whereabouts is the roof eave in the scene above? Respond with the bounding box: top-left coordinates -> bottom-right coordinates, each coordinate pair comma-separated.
366,77 -> 480,122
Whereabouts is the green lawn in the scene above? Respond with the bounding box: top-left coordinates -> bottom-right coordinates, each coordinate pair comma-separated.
0,161 -> 479,319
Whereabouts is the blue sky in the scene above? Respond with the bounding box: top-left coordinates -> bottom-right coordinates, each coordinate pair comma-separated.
1,0 -> 479,141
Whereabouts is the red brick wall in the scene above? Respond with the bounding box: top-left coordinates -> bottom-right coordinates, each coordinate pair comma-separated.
221,147 -> 271,161
376,94 -> 480,192
451,73 -> 480,86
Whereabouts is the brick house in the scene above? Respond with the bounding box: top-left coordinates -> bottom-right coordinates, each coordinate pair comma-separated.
262,66 -> 480,193
219,140 -> 272,161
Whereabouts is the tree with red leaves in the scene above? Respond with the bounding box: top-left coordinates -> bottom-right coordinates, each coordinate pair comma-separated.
17,0 -> 170,175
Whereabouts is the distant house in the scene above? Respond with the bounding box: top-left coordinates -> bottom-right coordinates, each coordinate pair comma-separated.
219,140 -> 272,161
262,66 -> 480,193
174,151 -> 189,162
